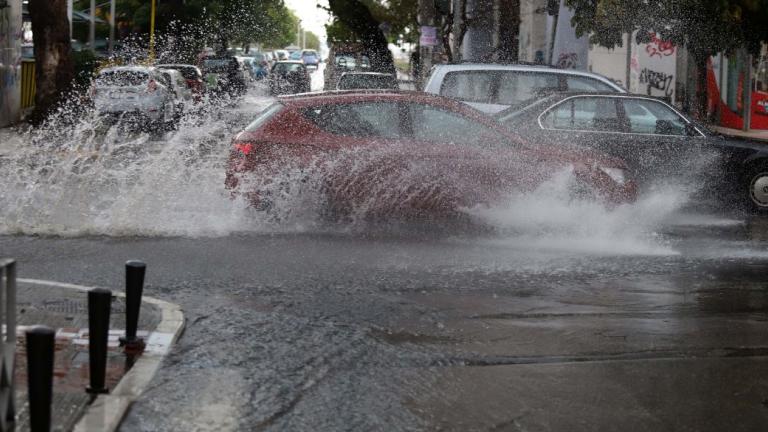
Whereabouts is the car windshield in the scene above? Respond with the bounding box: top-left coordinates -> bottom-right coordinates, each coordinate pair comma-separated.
289,51 -> 302,60
273,63 -> 303,73
338,74 -> 396,90
201,58 -> 233,72
158,66 -> 199,80
95,70 -> 148,86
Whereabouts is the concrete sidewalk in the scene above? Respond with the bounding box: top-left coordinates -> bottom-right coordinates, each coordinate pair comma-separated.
13,280 -> 181,431
712,126 -> 768,142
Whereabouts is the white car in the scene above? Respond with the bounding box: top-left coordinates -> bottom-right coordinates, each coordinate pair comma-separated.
158,68 -> 193,117
92,66 -> 177,127
423,63 -> 625,114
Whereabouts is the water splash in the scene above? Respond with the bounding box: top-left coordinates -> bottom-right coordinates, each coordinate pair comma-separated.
0,88 -> 702,256
464,171 -> 686,255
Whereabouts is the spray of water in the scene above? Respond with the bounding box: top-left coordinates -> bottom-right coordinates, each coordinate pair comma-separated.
0,87 -> 712,256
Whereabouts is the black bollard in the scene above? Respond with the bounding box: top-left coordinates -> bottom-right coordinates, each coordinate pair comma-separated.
26,326 -> 55,432
87,288 -> 112,394
120,260 -> 146,348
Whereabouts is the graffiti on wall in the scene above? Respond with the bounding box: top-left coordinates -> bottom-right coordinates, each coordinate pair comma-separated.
645,33 -> 676,58
639,68 -> 674,97
630,31 -> 677,102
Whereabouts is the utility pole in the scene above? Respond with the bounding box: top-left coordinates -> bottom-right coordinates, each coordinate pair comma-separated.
108,0 -> 115,55
296,20 -> 301,47
418,0 -> 436,87
67,0 -> 73,38
89,0 -> 95,50
743,51 -> 753,132
625,31 -> 632,90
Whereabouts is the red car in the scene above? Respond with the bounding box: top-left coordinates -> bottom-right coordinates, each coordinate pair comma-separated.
225,91 -> 637,219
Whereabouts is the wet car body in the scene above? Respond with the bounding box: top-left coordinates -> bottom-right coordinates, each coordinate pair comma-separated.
495,92 -> 768,212
225,91 -> 637,219
91,66 -> 177,128
268,61 -> 311,96
199,56 -> 247,97
155,64 -> 205,101
336,72 -> 399,90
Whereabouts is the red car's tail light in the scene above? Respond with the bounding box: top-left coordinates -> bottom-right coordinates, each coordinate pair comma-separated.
234,143 -> 254,155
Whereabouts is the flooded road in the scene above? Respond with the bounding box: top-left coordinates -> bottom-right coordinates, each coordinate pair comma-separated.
3,79 -> 768,430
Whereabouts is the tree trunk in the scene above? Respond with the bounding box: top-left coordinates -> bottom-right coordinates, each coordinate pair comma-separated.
28,0 -> 74,125
496,0 -> 519,61
693,53 -> 709,120
327,0 -> 395,75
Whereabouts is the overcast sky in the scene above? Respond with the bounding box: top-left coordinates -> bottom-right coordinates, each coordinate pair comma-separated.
284,0 -> 331,43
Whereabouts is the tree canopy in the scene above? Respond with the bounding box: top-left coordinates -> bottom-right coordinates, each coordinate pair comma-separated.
565,0 -> 768,115
74,0 -> 298,56
565,0 -> 768,59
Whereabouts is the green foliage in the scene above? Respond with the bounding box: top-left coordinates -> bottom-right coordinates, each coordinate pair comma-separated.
326,0 -> 417,46
565,0 -> 768,59
74,0 -> 299,52
304,31 -> 321,51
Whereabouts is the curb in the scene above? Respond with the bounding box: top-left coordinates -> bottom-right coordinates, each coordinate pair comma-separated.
18,278 -> 185,432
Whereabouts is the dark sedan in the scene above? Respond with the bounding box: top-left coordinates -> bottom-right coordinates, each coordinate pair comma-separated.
495,92 -> 768,212
268,61 -> 311,95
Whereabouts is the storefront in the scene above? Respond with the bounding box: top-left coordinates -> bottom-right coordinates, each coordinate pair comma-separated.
708,45 -> 768,130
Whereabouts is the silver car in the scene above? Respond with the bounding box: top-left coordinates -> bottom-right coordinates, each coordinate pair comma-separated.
92,66 -> 177,126
423,63 -> 625,114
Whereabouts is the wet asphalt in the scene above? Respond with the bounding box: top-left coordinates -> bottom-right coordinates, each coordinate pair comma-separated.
2,216 -> 768,431
5,72 -> 768,430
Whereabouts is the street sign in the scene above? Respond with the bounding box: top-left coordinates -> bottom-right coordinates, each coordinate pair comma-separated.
419,26 -> 437,47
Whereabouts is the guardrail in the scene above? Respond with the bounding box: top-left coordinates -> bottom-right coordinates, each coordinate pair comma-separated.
0,259 -> 17,432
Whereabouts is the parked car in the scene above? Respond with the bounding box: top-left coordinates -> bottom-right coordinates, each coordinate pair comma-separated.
289,49 -> 320,68
273,49 -> 289,61
155,64 -> 205,101
264,52 -> 276,68
495,92 -> 768,212
91,66 -> 177,128
224,91 -> 637,217
424,62 -> 625,114
199,56 -> 247,97
157,68 -> 193,117
324,43 -> 371,90
336,72 -> 398,90
268,61 -> 311,95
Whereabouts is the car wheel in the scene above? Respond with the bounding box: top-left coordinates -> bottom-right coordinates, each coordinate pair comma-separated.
747,165 -> 768,212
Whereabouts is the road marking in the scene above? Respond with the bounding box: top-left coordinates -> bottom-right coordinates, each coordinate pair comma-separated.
18,278 -> 185,432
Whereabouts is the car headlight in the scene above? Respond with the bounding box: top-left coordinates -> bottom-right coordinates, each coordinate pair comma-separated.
599,167 -> 629,185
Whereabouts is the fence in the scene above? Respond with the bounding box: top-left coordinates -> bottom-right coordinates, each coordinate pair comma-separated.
20,60 -> 35,110
0,260 -> 17,432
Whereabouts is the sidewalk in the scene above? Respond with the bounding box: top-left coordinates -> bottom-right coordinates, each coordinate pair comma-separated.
711,126 -> 768,142
13,280 -> 167,431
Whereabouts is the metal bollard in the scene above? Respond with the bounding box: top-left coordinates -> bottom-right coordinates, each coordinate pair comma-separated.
26,326 -> 55,432
120,260 -> 146,349
87,288 -> 112,395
